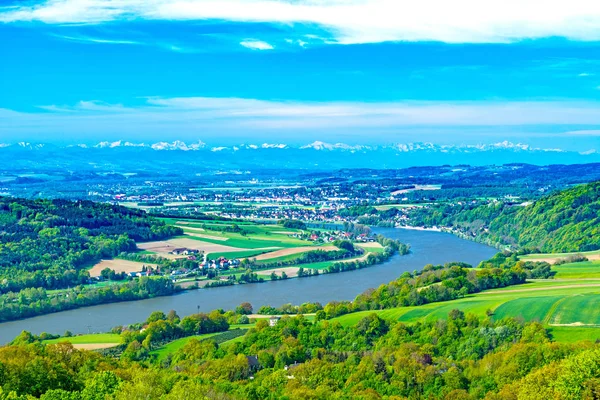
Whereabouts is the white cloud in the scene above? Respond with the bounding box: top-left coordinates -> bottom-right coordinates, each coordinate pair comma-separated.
566,129 -> 600,136
5,97 -> 600,132
2,0 -> 600,44
50,34 -> 141,45
239,39 -> 273,50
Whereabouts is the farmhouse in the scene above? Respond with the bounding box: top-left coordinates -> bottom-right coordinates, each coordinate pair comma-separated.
269,316 -> 280,327
170,248 -> 200,256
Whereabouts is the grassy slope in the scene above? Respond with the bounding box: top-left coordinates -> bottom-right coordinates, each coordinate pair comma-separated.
332,260 -> 600,342
150,333 -> 222,361
44,333 -> 121,345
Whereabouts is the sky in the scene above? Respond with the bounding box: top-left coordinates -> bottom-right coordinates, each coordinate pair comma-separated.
0,0 -> 599,151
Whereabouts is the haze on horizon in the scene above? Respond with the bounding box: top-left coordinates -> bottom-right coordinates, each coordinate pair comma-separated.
0,0 -> 599,152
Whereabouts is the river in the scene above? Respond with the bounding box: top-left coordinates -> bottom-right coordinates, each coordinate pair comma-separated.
0,228 -> 496,343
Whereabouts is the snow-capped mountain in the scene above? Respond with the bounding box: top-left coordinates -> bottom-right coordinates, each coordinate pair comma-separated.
300,141 -> 369,151
0,140 -> 597,170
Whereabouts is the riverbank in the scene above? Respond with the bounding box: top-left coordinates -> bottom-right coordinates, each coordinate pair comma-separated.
396,225 -> 442,232
0,228 -> 497,343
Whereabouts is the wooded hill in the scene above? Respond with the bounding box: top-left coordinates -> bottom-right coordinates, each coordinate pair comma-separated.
409,181 -> 600,253
0,197 -> 182,293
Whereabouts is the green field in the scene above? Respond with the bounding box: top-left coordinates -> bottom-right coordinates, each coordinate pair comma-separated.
150,333 -> 222,361
206,249 -> 271,261
44,333 -> 121,345
553,260 -> 600,279
520,250 -> 600,260
150,327 -> 251,361
332,277 -> 600,342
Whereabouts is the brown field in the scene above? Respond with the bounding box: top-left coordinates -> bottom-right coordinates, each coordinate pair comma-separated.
251,245 -> 338,261
257,267 -> 301,278
137,238 -> 243,255
72,343 -> 119,350
89,259 -> 158,277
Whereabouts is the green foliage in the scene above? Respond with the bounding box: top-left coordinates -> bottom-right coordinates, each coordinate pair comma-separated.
409,181 -> 600,253
0,197 -> 182,321
277,219 -> 306,230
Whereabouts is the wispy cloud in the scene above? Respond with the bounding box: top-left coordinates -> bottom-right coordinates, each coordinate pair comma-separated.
4,97 -> 600,134
50,33 -> 141,45
239,39 -> 273,50
566,129 -> 600,136
2,0 -> 600,44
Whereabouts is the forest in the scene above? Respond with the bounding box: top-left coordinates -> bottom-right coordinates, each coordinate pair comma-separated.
0,197 -> 182,321
407,181 -> 600,252
2,307 -> 599,399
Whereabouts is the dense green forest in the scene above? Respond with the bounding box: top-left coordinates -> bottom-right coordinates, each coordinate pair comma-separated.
408,181 -> 600,252
3,308 -> 600,399
0,197 -> 181,293
0,198 -> 182,321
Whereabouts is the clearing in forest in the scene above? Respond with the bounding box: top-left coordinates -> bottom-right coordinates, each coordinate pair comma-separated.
89,259 -> 158,277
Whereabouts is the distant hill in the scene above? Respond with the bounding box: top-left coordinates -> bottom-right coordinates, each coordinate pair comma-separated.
409,181 -> 600,253
487,181 -> 600,252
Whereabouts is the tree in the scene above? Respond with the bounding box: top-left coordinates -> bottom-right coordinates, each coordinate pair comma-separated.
235,302 -> 253,315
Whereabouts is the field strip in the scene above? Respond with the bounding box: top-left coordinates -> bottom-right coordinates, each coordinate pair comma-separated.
185,232 -> 229,241
137,238 -> 245,254
250,245 -> 338,261
178,226 -> 206,232
89,259 -> 158,277
256,267 -> 300,278
339,253 -> 370,263
527,255 -> 600,264
484,284 -> 600,294
543,296 -> 571,325
356,242 -> 384,249
71,343 -> 119,350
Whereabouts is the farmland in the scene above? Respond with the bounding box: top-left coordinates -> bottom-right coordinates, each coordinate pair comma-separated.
333,259 -> 600,342
88,259 -> 158,277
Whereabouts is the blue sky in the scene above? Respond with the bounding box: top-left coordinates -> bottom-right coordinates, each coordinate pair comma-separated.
0,0 -> 599,151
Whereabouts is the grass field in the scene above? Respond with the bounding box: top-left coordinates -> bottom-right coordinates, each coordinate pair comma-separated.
332,276 -> 600,342
150,332 -> 222,361
150,326 -> 252,361
206,249 -> 271,261
44,333 -> 121,350
553,260 -> 600,279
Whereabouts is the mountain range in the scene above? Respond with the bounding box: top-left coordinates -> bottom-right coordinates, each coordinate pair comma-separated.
0,140 -> 598,171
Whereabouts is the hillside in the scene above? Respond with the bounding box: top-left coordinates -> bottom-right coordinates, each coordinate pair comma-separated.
0,197 -> 182,293
409,181 -> 600,253
488,181 -> 600,252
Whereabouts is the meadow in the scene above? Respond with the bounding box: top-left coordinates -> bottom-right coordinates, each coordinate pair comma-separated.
332,259 -> 600,343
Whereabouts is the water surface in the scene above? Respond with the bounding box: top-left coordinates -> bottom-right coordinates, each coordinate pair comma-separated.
0,228 -> 496,343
